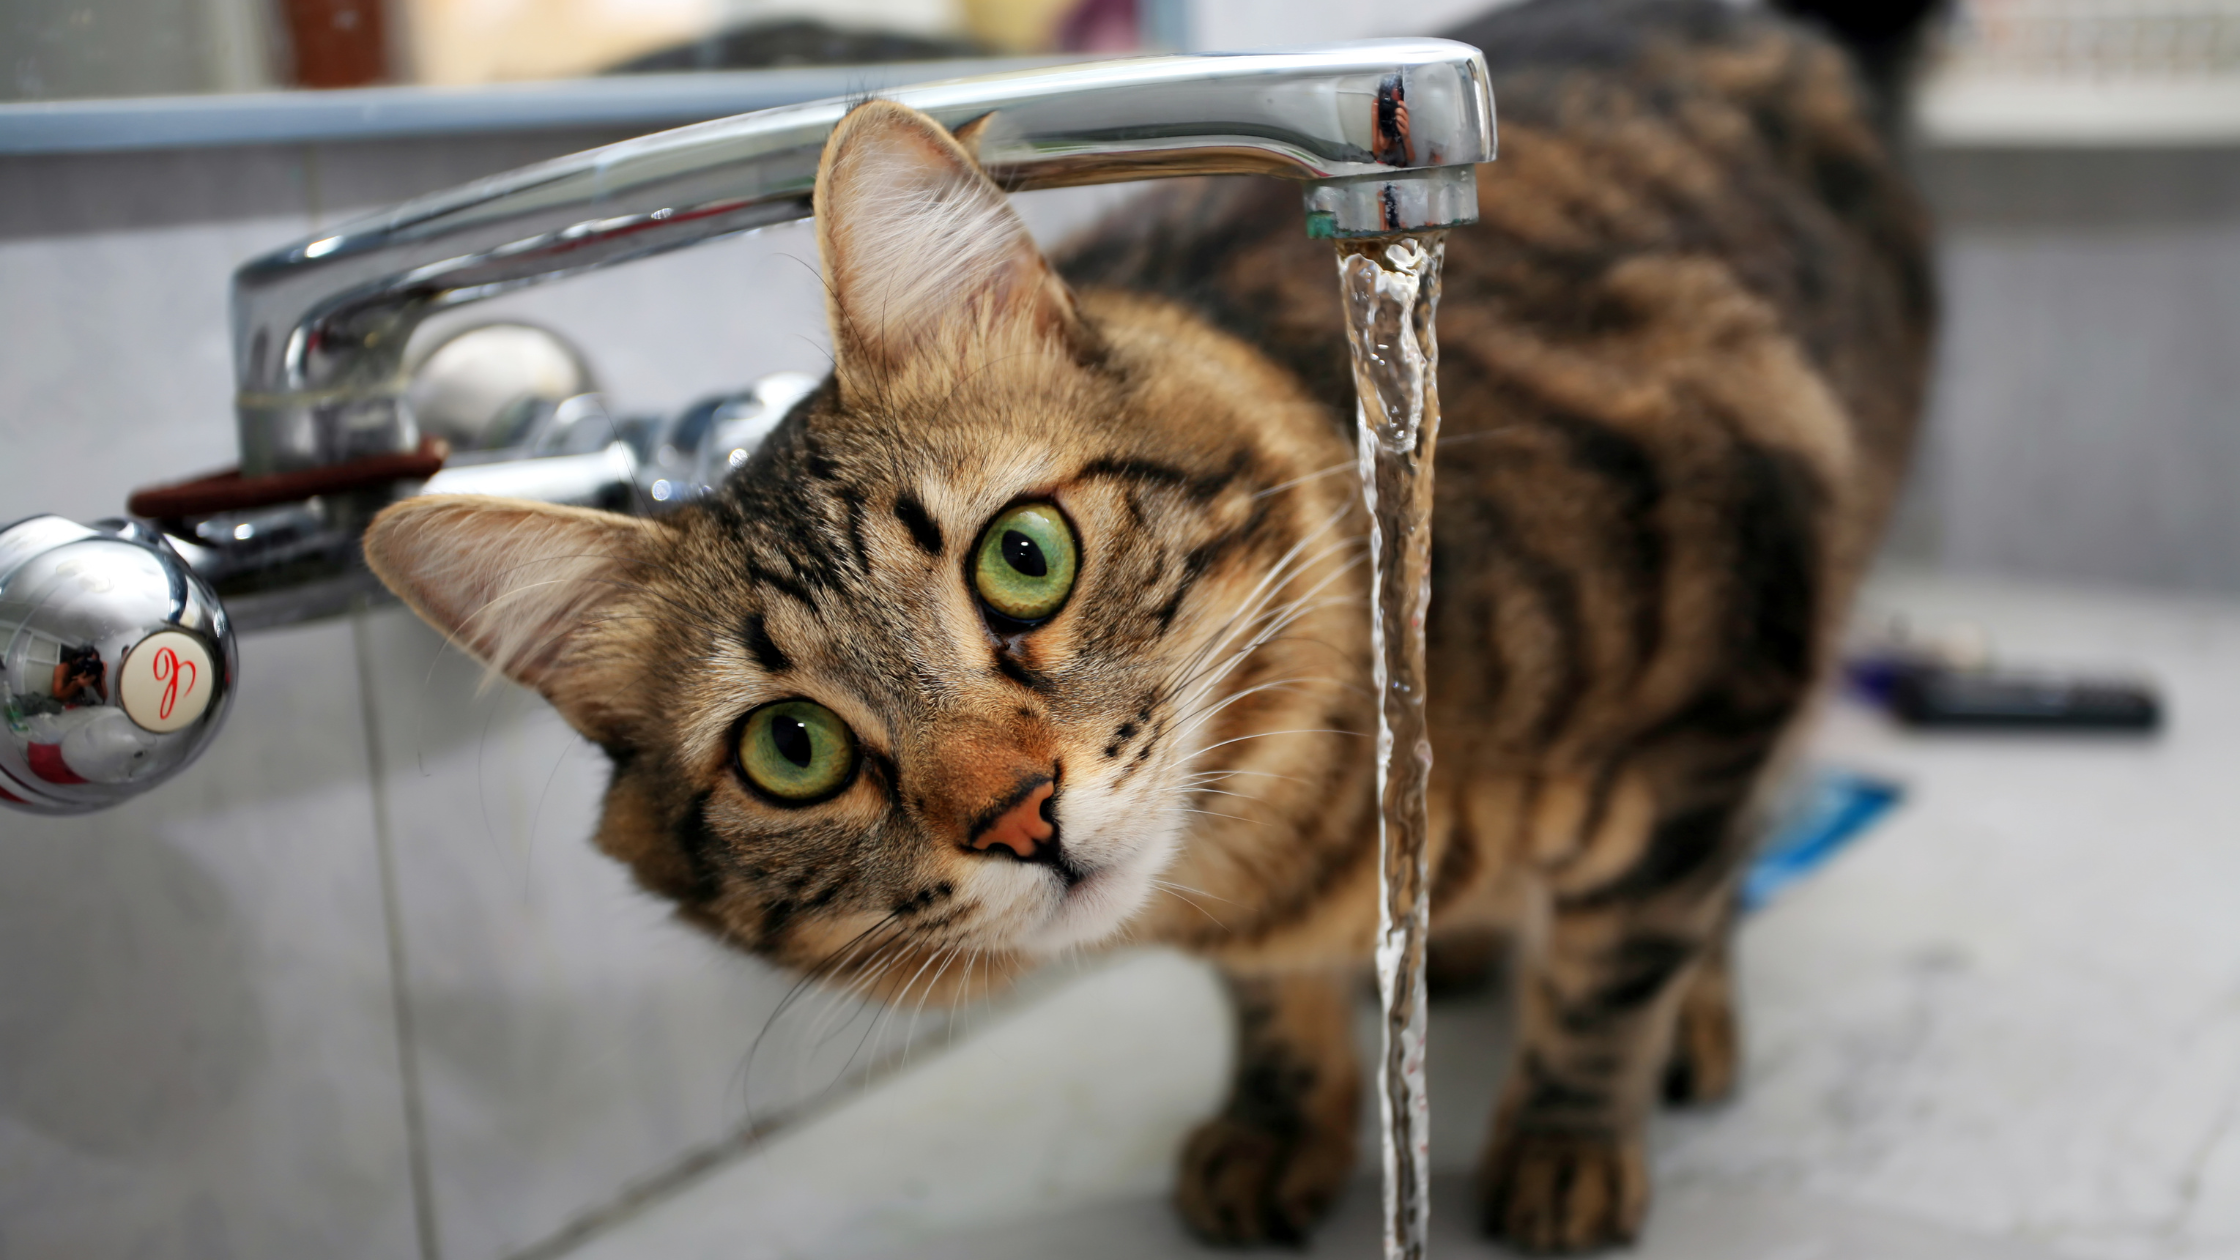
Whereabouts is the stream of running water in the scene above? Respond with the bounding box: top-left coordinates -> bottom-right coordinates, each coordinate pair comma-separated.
1337,234 -> 1445,1260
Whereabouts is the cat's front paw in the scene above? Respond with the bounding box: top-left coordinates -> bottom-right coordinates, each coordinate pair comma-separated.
1174,1114 -> 1352,1247
1476,1128 -> 1647,1254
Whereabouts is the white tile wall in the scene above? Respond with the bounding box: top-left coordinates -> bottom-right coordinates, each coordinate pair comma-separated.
1889,147 -> 2240,595
1927,210 -> 2240,591
0,149 -> 308,525
0,132 -> 1138,1260
0,618 -> 417,1260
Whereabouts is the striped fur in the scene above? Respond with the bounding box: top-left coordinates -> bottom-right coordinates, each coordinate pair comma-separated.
364,2 -> 1932,1251
1064,2 -> 1933,1248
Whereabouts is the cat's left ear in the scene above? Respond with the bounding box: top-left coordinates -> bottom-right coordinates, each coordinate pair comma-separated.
814,99 -> 1087,387
363,495 -> 661,742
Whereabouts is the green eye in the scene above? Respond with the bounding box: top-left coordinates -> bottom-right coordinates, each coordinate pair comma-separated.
737,700 -> 858,803
973,503 -> 1079,623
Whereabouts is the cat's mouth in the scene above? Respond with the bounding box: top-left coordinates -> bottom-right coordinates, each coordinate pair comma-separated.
1049,846 -> 1092,889
994,810 -> 1113,925
1021,816 -> 1096,891
1019,861 -> 1128,954
964,770 -> 1176,955
1012,825 -> 1173,955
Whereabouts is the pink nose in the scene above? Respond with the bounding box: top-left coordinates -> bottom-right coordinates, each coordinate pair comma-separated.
971,780 -> 1056,860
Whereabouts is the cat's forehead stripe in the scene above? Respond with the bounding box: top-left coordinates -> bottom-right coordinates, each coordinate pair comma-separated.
893,492 -> 944,555
1074,451 -> 1258,504
742,613 -> 790,674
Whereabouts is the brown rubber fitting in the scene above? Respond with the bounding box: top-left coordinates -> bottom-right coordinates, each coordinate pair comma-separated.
127,436 -> 450,520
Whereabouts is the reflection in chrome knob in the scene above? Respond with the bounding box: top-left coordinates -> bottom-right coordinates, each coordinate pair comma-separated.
0,516 -> 236,815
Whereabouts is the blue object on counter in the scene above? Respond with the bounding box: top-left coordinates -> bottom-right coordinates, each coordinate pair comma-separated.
1741,767 -> 1905,912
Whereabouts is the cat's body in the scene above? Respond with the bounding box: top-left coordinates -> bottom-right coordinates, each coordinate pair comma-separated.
365,0 -> 1935,1250
1062,3 -> 1936,1245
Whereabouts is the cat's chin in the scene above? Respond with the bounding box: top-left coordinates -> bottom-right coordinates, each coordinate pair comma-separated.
1013,834 -> 1172,957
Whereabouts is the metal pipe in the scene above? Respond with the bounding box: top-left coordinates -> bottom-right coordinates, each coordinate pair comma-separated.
230,40 -> 1495,476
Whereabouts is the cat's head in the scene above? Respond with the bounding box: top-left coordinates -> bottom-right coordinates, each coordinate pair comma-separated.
365,101 -> 1368,995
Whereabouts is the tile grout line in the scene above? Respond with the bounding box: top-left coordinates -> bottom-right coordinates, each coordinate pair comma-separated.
502,1116 -> 789,1260
353,603 -> 445,1260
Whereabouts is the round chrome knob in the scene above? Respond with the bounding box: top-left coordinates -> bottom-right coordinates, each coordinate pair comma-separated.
0,516 -> 236,815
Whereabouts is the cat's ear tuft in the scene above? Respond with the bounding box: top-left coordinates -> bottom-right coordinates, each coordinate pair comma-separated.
364,496 -> 659,734
814,99 -> 1084,385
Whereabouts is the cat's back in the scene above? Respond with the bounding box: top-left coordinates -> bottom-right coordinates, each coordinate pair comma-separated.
1064,0 -> 1931,452
1439,0 -> 1935,478
1429,0 -> 1933,765
1061,0 -> 1935,765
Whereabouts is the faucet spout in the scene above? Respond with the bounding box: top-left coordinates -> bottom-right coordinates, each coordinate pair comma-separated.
229,40 -> 1494,477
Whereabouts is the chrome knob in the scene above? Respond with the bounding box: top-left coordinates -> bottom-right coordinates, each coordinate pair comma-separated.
0,516 -> 236,815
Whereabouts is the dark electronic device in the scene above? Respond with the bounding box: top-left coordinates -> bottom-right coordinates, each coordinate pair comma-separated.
1871,661 -> 2162,732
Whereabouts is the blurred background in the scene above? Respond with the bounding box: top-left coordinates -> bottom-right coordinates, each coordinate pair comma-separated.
2,2 -> 2236,1259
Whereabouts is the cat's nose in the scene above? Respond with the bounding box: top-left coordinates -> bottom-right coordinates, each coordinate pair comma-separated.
969,778 -> 1056,861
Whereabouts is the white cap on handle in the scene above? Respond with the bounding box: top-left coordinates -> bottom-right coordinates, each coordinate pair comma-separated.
119,630 -> 218,734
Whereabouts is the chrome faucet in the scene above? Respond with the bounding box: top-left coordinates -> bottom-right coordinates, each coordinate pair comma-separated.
233,40 -> 1493,475
2,40 -> 1494,814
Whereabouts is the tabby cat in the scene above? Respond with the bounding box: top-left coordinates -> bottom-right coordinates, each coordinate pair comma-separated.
363,0 -> 1937,1249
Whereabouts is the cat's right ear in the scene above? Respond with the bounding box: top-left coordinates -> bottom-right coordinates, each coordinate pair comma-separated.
813,99 -> 1087,395
364,495 -> 658,736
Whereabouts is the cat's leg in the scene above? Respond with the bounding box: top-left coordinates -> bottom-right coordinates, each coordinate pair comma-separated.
1175,967 -> 1360,1246
1427,924 -> 1507,997
1661,913 -> 1739,1106
1476,771 -> 1747,1253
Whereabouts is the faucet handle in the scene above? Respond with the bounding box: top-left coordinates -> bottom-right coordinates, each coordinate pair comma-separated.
0,516 -> 237,815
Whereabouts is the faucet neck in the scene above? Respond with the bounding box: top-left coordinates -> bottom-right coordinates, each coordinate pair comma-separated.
228,41 -> 1496,477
